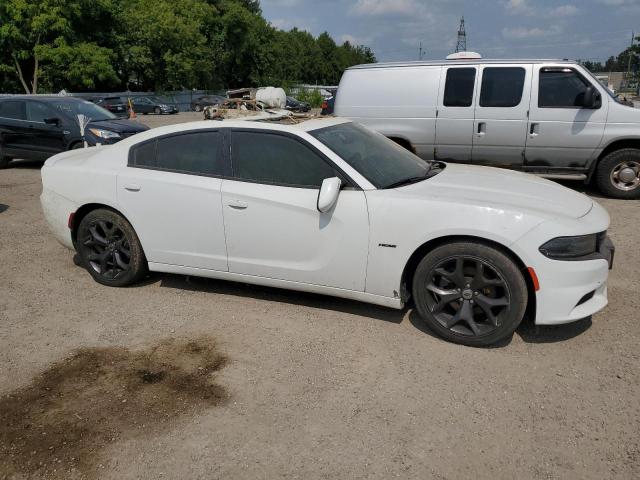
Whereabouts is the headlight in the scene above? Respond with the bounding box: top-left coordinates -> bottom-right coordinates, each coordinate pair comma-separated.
539,234 -> 598,259
88,128 -> 121,139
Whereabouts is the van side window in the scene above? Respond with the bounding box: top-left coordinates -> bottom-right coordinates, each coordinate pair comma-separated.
480,67 -> 525,107
0,100 -> 26,120
443,68 -> 476,107
539,69 -> 591,108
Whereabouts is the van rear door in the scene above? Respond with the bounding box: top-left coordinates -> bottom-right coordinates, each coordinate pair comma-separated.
471,64 -> 532,167
434,66 -> 478,162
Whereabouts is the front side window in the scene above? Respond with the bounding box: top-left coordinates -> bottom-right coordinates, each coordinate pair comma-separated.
480,67 -> 526,107
443,68 -> 476,107
0,100 -> 26,120
539,68 -> 592,108
130,131 -> 226,177
231,131 -> 337,188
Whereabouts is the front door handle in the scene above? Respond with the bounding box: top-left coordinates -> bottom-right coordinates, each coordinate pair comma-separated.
529,123 -> 540,137
228,200 -> 248,210
123,183 -> 141,192
476,122 -> 486,137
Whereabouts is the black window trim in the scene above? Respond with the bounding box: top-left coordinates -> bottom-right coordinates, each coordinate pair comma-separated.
478,66 -> 526,108
537,66 -> 601,110
228,128 -> 360,190
127,128 -> 231,179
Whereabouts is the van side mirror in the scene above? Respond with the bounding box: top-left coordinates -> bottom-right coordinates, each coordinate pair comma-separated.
317,177 -> 342,213
582,86 -> 600,109
44,117 -> 61,126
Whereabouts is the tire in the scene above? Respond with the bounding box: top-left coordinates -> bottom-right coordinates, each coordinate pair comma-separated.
0,155 -> 10,169
412,241 -> 527,347
194,104 -> 202,112
595,149 -> 640,199
154,107 -> 161,115
71,142 -> 84,150
76,209 -> 147,287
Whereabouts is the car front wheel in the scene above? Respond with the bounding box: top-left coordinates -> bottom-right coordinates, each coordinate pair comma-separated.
595,149 -> 640,199
412,242 -> 527,347
76,209 -> 147,287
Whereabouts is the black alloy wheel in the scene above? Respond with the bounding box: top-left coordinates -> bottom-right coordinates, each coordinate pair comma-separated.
413,242 -> 527,346
76,209 -> 147,287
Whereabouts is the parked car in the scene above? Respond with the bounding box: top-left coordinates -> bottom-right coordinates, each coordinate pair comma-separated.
93,96 -> 129,118
130,96 -> 178,115
0,96 -> 148,168
40,118 -> 613,347
335,53 -> 640,199
321,95 -> 335,115
285,96 -> 311,112
191,95 -> 226,112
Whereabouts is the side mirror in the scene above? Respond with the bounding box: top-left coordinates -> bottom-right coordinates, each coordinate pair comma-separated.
44,117 -> 61,126
582,86 -> 600,109
317,177 -> 342,213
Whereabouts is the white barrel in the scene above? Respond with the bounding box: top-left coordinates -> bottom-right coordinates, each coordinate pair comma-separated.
256,87 -> 286,108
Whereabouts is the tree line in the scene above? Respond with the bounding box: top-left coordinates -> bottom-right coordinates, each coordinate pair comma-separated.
0,0 -> 376,94
580,35 -> 639,73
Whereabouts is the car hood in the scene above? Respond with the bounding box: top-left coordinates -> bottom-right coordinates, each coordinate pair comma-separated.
88,119 -> 149,133
399,163 -> 593,219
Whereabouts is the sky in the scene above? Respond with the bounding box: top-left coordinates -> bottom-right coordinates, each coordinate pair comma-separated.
260,0 -> 639,64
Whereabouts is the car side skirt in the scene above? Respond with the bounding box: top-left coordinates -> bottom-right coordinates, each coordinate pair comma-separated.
149,262 -> 404,310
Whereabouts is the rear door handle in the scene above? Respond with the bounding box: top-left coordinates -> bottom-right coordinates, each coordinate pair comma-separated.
123,183 -> 141,192
529,123 -> 540,137
228,200 -> 248,210
476,122 -> 486,137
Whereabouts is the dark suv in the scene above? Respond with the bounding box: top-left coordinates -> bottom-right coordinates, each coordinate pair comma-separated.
93,96 -> 129,118
0,96 -> 148,168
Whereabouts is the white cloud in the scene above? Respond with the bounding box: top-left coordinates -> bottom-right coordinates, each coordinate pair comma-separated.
502,25 -> 561,39
350,0 -> 422,16
505,0 -> 534,15
550,4 -> 578,16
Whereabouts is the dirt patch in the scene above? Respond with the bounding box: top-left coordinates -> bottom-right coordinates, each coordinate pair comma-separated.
0,337 -> 228,479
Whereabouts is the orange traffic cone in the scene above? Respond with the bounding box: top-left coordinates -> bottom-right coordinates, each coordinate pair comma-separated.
128,98 -> 136,119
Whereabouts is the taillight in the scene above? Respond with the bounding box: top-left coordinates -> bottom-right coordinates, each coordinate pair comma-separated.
321,101 -> 328,109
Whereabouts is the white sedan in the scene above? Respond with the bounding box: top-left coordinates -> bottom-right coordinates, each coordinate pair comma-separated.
40,118 -> 614,346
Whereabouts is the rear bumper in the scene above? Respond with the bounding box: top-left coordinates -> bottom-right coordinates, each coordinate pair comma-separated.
40,188 -> 76,250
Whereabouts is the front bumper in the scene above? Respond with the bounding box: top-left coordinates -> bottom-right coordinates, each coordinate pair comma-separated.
512,201 -> 612,325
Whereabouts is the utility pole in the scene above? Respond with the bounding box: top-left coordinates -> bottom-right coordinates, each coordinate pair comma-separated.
418,41 -> 424,60
455,16 -> 467,53
626,31 -> 635,77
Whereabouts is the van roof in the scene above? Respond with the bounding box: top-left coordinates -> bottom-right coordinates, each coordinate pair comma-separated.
348,58 -> 575,70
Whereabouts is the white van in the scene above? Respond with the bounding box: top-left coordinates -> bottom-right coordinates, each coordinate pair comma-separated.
334,53 -> 640,198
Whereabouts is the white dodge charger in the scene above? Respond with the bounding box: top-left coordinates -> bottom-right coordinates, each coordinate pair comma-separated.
40,118 -> 614,346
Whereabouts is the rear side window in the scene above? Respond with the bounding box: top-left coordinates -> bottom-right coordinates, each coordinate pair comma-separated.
231,131 -> 337,188
539,69 -> 591,108
0,100 -> 26,120
443,68 -> 476,107
480,67 -> 526,107
129,131 -> 227,177
27,101 -> 55,122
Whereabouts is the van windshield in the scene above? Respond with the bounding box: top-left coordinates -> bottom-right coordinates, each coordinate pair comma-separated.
310,122 -> 439,189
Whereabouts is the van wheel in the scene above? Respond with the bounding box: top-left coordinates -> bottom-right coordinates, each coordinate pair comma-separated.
0,155 -> 10,169
595,149 -> 640,199
76,209 -> 147,287
412,242 -> 527,347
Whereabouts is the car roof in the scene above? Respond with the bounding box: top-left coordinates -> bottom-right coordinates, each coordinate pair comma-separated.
348,58 -> 575,70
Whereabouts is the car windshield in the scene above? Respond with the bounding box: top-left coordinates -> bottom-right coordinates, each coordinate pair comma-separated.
310,122 -> 434,189
50,100 -> 117,121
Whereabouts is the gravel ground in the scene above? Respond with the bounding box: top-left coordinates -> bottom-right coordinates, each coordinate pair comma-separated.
1,113 -> 639,479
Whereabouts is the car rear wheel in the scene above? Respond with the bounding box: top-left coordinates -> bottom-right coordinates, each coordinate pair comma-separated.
412,242 -> 527,347
595,149 -> 640,199
194,104 -> 202,112
76,209 -> 147,287
0,155 -> 10,169
154,107 -> 161,115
